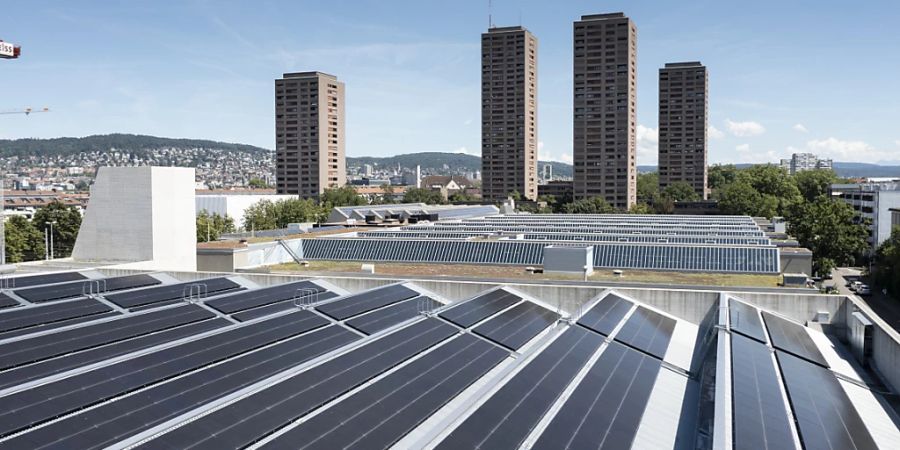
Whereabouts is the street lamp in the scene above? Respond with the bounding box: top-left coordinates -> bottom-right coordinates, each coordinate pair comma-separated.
45,221 -> 57,260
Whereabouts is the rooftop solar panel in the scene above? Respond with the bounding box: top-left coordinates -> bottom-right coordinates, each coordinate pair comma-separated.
138,318 -> 458,449
230,291 -> 339,322
776,350 -> 877,450
612,307 -> 676,360
1,325 -> 360,450
577,294 -> 633,335
472,301 -> 559,350
0,311 -> 121,341
762,312 -> 829,367
104,277 -> 242,309
0,311 -> 329,439
13,274 -> 161,303
435,326 -> 605,450
205,281 -> 329,314
0,293 -> 18,309
439,289 -> 522,328
532,342 -> 662,450
729,299 -> 767,343
316,284 -> 418,320
0,298 -> 112,334
730,334 -> 794,450
260,333 -> 508,449
0,271 -> 87,289
345,296 -> 441,335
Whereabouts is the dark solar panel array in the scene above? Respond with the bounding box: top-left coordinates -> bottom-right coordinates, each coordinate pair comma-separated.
0,304 -> 215,371
13,274 -> 161,303
1,323 -> 359,450
436,326 -> 605,450
316,284 -> 418,320
1,271 -> 87,289
0,293 -> 19,309
762,312 -> 828,367
345,296 -> 441,335
612,307 -> 677,360
473,301 -> 559,350
138,319 -> 458,449
532,342 -> 662,450
776,350 -> 877,450
0,311 -> 328,439
729,299 -> 767,343
206,280 -> 329,314
730,334 -> 794,450
439,289 -> 521,328
577,294 -> 633,335
0,298 -> 112,335
230,292 -> 339,322
105,277 -> 242,309
261,333 -> 509,449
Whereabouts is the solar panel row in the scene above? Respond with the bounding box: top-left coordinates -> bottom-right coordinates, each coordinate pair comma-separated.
14,274 -> 161,303
408,224 -> 766,237
358,230 -> 771,245
230,291 -> 339,322
472,301 -> 559,351
439,289 -> 522,328
345,296 -> 441,335
206,280 -> 327,314
762,312 -> 829,367
0,271 -> 87,289
577,294 -> 633,335
316,284 -> 418,320
729,299 -> 767,343
0,293 -> 19,309
0,298 -> 112,334
613,307 -> 677,360
105,277 -> 242,309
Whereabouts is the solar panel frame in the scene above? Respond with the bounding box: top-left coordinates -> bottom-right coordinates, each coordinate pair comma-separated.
577,294 -> 633,336
104,278 -> 242,309
0,293 -> 19,309
0,271 -> 87,289
612,307 -> 677,360
729,299 -> 767,343
315,284 -> 418,320
762,312 -> 829,367
438,289 -> 522,328
345,296 -> 441,335
472,301 -> 559,351
205,281 -> 329,314
231,291 -> 339,322
0,298 -> 112,334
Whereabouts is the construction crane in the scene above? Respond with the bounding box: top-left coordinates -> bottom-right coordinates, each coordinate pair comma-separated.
0,107 -> 50,115
0,40 -> 20,59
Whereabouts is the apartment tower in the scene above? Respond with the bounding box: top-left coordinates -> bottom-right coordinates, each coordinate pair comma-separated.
274,72 -> 345,198
481,26 -> 538,202
658,62 -> 708,199
573,13 -> 637,209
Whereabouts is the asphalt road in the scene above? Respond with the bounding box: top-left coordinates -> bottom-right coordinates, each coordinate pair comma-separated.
833,267 -> 900,332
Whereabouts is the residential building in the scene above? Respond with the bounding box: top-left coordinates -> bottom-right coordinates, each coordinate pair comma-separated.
274,72 -> 345,198
780,153 -> 833,175
573,13 -> 637,209
831,182 -> 900,251
658,62 -> 708,199
542,164 -> 553,181
538,180 -> 574,201
481,26 -> 538,202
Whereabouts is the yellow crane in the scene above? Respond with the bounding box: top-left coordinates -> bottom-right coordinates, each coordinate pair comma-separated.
0,107 -> 50,115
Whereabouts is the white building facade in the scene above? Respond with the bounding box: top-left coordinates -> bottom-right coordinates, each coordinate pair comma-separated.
832,182 -> 900,251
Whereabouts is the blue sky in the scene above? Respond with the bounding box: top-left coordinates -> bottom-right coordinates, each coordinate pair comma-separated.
2,0 -> 900,165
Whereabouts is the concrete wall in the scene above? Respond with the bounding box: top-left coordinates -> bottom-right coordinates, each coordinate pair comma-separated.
780,252 -> 813,276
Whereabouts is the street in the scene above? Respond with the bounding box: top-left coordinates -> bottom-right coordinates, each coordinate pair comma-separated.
833,267 -> 900,332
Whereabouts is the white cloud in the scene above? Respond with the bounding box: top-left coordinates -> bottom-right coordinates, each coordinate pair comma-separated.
895,140 -> 900,147
636,124 -> 658,165
463,118 -> 473,126
792,123 -> 809,133
804,137 -> 900,162
725,119 -> 765,137
708,126 -> 725,140
736,143 -> 751,153
560,153 -> 573,164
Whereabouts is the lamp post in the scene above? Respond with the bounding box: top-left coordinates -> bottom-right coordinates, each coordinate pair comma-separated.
46,220 -> 56,260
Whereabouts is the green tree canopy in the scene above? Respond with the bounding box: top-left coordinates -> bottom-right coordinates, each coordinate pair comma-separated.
242,198 -> 326,231
708,164 -> 740,191
403,187 -> 445,205
661,181 -> 701,202
320,186 -> 367,207
563,197 -> 616,214
873,226 -> 900,296
786,197 -> 869,276
636,172 -> 659,203
247,177 -> 270,189
793,169 -> 838,203
32,201 -> 82,258
737,164 -> 801,215
196,210 -> 236,243
5,215 -> 46,263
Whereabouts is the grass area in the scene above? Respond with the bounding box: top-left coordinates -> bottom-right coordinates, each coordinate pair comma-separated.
268,260 -> 780,288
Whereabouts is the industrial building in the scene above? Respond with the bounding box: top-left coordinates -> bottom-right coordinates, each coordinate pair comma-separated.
0,269 -> 897,449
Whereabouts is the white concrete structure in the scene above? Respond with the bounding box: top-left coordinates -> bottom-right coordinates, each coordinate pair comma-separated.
832,182 -> 900,251
195,193 -> 295,230
72,166 -> 197,271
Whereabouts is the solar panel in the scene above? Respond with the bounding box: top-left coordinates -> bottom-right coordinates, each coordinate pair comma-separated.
472,301 -> 559,350
612,307 -> 676,360
762,312 -> 828,367
0,318 -> 230,390
205,281 -> 329,314
316,284 -> 418,320
104,277 -> 242,309
0,305 -> 215,371
0,271 -> 87,289
439,289 -> 522,328
729,299 -> 767,343
0,298 -> 112,334
0,311 -> 329,439
0,293 -> 19,309
231,291 -> 339,322
435,326 -> 605,450
138,318 -> 458,449
577,294 -> 633,335
259,333 -> 508,449
14,274 -> 161,303
531,342 -> 662,449
345,296 -> 441,335
776,350 -> 877,450
1,325 -> 360,450
730,334 -> 794,450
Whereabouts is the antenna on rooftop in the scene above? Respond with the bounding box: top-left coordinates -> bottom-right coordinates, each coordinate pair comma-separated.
488,0 -> 493,28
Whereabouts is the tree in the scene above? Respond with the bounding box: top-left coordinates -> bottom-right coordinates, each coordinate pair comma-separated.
628,203 -> 654,214
320,186 -> 367,207
661,181 -> 701,202
793,169 -> 838,203
708,164 -> 740,191
873,226 -> 900,296
32,201 -> 82,258
737,164 -> 801,216
636,172 -> 659,204
563,197 -> 616,214
242,198 -> 326,231
403,187 -> 445,205
786,197 -> 869,276
196,210 -> 236,242
5,216 -> 46,262
449,191 -> 477,203
247,177 -> 269,189
508,190 -> 522,201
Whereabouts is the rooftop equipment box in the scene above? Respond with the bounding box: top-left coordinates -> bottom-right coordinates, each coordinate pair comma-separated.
543,245 -> 594,275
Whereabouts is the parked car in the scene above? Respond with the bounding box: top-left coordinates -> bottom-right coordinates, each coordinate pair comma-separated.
857,285 -> 872,295
850,281 -> 863,292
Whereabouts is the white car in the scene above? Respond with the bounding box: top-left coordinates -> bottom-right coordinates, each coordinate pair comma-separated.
850,281 -> 863,292
857,285 -> 872,295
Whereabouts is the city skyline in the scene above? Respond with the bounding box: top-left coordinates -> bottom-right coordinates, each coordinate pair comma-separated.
3,1 -> 900,166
